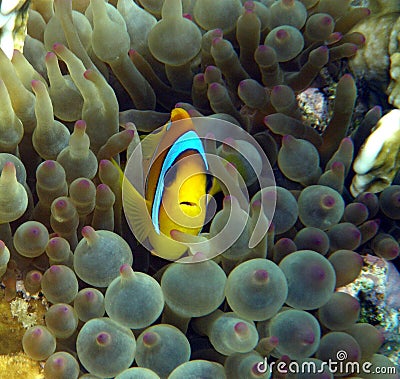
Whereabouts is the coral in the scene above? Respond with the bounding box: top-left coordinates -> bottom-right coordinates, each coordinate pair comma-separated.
348,1 -> 400,108
0,0 -> 400,377
351,110 -> 400,196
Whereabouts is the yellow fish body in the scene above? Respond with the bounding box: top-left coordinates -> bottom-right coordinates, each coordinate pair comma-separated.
117,108 -> 212,260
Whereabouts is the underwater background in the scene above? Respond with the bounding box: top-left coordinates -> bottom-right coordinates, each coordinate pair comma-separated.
0,0 -> 399,377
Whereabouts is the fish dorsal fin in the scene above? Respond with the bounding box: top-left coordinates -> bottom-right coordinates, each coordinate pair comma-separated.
142,108 -> 191,160
170,108 -> 191,122
140,127 -> 167,160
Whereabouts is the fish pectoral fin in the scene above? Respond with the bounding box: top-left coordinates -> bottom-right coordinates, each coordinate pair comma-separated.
111,157 -> 152,243
122,176 -> 152,244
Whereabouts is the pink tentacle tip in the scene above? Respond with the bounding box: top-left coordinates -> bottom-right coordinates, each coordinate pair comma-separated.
257,44 -> 269,53
244,1 -> 255,11
97,183 -> 109,191
194,73 -> 205,83
119,263 -> 132,276
321,16 -> 332,25
32,327 -> 43,337
254,269 -> 269,282
85,290 -> 95,301
29,227 -> 41,237
358,34 -> 366,44
205,65 -> 217,73
49,265 -> 61,274
331,161 -> 344,170
272,85 -> 283,94
223,137 -> 235,146
31,79 -> 41,90
187,109 -> 199,117
99,159 -> 111,169
125,129 -> 136,138
349,44 -> 358,53
192,251 -> 207,261
81,225 -> 95,239
83,69 -> 93,80
275,29 -> 289,40
281,134 -> 294,144
143,332 -> 158,346
303,331 -> 315,345
322,194 -> 335,207
53,357 -> 65,368
3,161 -> 14,170
45,51 -> 56,61
55,198 -> 67,209
96,332 -> 111,345
234,321 -> 249,335
0,240 -> 5,249
43,160 -> 56,169
52,43 -> 65,53
77,179 -> 91,188
208,82 -> 220,90
59,305 -> 70,314
183,12 -> 192,21
211,37 -> 223,46
74,119 -> 87,130
30,272 -> 42,281
269,335 -> 279,346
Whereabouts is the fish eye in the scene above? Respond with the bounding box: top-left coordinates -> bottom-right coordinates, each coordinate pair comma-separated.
164,164 -> 178,188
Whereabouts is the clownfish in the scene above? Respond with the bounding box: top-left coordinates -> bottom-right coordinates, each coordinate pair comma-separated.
115,108 -> 215,260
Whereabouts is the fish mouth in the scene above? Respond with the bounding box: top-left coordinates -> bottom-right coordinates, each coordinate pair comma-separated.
179,201 -> 201,217
180,201 -> 197,207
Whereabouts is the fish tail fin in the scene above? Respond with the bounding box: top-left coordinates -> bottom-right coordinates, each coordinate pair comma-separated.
208,177 -> 222,197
